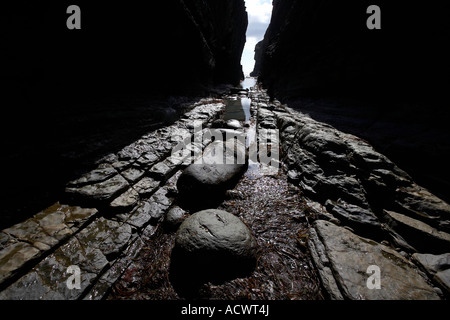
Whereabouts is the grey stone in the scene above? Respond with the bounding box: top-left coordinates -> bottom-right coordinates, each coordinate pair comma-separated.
149,161 -> 173,180
307,228 -> 344,300
177,140 -> 247,207
434,269 -> 450,294
412,253 -> 450,275
136,152 -> 160,168
312,220 -> 440,300
395,184 -> 450,231
126,201 -> 152,229
165,206 -> 186,228
174,209 -> 258,266
112,160 -> 133,172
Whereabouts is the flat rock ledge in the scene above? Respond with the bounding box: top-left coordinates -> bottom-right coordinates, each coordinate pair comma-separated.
309,220 -> 440,300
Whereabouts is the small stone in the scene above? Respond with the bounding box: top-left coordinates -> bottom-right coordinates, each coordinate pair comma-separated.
149,161 -> 173,180
226,119 -> 242,129
165,206 -> 186,228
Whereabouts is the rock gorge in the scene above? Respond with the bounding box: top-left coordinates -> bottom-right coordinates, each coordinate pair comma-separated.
1,0 -> 449,303
253,0 -> 450,203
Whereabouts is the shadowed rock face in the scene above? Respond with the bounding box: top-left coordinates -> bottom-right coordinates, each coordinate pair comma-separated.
1,1 -> 247,228
253,0 -> 450,202
255,0 -> 450,100
3,1 -> 247,107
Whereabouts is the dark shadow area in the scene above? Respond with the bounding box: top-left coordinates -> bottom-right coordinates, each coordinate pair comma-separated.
169,246 -> 257,299
0,1 -> 247,229
254,0 -> 450,203
286,96 -> 450,204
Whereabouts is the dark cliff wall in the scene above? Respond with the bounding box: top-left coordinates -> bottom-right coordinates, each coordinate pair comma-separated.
184,0 -> 247,84
250,40 -> 263,77
255,0 -> 450,102
0,1 -> 247,228
3,1 -> 247,108
254,0 -> 450,202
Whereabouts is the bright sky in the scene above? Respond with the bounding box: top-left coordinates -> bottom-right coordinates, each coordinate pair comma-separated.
241,0 -> 273,77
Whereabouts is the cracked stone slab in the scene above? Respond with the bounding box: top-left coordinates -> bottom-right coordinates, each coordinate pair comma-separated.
110,188 -> 140,211
125,202 -> 152,229
307,228 -> 344,300
136,152 -> 160,168
133,176 -> 160,197
120,167 -> 145,183
66,164 -> 118,187
0,242 -> 40,285
312,220 -> 439,300
148,161 -> 173,180
83,236 -> 145,300
1,236 -> 103,300
65,174 -> 129,203
75,217 -> 133,262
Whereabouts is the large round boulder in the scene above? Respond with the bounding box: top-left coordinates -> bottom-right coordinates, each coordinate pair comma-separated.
170,209 -> 258,291
177,139 -> 247,209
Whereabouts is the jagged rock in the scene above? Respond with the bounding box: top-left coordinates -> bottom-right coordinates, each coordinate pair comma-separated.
412,253 -> 450,275
394,184 -> 450,232
310,220 -> 440,300
325,200 -> 381,238
136,152 -> 160,168
111,160 -> 133,172
172,209 -> 257,280
384,210 -> 450,254
307,228 -> 344,300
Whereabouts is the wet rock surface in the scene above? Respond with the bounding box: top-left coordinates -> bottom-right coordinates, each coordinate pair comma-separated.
0,98 -> 226,299
1,85 -> 449,300
310,220 -> 439,300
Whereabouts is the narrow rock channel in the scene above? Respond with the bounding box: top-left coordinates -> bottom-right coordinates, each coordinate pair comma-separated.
0,84 -> 449,300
